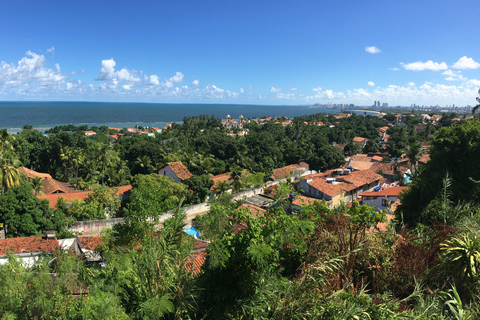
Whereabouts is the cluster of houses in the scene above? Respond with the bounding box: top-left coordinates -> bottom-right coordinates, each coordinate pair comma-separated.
5,110 -> 448,272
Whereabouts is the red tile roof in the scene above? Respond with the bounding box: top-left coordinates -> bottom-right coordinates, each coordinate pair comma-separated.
209,172 -> 233,190
193,240 -> 210,252
165,162 -> 193,181
78,236 -> 104,251
359,186 -> 408,198
353,137 -> 367,142
184,251 -> 207,276
271,164 -> 306,180
308,179 -> 343,197
292,195 -> 321,206
349,161 -> 374,171
350,155 -> 372,162
38,185 -> 132,209
369,162 -> 411,176
0,236 -> 59,256
371,156 -> 383,162
19,167 -> 77,194
340,170 -> 383,187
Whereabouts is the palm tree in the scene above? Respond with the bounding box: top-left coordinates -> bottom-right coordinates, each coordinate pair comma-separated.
96,143 -> 117,185
136,155 -> 153,174
0,151 -> 21,194
229,166 -> 244,193
71,148 -> 85,187
215,180 -> 230,195
0,129 -> 14,153
406,142 -> 422,178
60,146 -> 73,182
391,160 -> 401,179
30,176 -> 45,196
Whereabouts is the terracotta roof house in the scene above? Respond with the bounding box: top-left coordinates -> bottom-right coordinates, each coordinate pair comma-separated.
297,179 -> 343,207
0,233 -> 60,267
19,167 -> 77,194
184,250 -> 207,276
370,162 -> 411,180
360,186 -> 408,213
339,170 -> 383,188
157,161 -> 193,183
209,172 -> 233,191
271,163 -> 308,181
430,115 -> 442,123
298,169 -> 383,205
348,161 -> 374,171
332,143 -> 346,153
38,185 -> 132,209
353,137 -> 369,148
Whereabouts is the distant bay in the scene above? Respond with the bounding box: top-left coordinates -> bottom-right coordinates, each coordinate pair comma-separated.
0,101 -> 366,133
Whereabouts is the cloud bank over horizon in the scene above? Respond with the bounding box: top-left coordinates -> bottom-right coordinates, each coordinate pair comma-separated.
0,50 -> 479,106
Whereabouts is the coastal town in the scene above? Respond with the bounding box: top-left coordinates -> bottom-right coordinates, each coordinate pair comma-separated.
0,108 -> 479,318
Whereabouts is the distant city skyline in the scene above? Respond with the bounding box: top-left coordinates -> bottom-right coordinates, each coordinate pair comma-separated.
1,0 -> 479,106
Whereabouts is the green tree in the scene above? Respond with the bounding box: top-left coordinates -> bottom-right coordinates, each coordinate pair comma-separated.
116,174 -> 188,242
399,120 -> 480,226
30,176 -> 45,196
0,150 -> 22,195
183,174 -> 214,204
0,185 -> 70,238
406,141 -> 422,179
69,185 -> 122,220
229,166 -> 245,193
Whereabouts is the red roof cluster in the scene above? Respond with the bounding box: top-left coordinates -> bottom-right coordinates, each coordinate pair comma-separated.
38,185 -> 132,209
19,167 -> 77,194
271,163 -> 307,180
78,236 -> 104,251
0,236 -> 59,256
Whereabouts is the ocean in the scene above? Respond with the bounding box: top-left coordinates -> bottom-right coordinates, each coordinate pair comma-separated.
0,101 -> 371,133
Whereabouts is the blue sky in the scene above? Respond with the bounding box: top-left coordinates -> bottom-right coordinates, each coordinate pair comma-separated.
1,0 -> 479,106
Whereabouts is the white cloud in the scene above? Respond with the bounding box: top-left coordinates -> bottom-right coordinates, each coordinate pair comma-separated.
164,72 -> 184,88
270,86 -> 281,93
466,79 -> 480,87
0,50 -> 69,89
367,81 -> 375,86
452,56 -> 480,69
389,67 -> 400,71
97,58 -> 116,80
408,82 -> 416,87
116,67 -> 141,82
401,60 -> 448,71
239,88 -> 244,93
170,72 -> 184,83
291,88 -> 297,91
365,46 -> 381,54
149,75 -> 160,86
192,79 -> 199,86
312,87 -> 322,92
47,46 -> 55,58
442,69 -> 465,81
